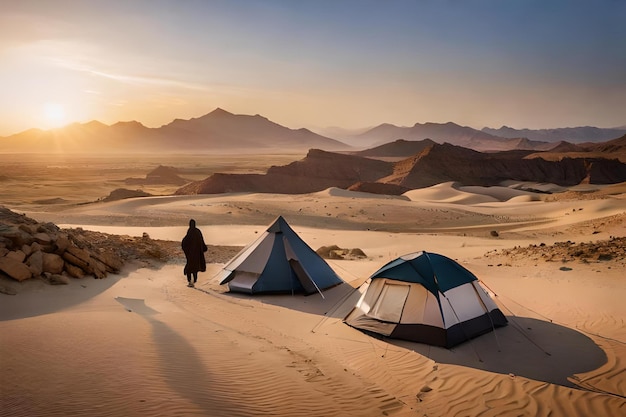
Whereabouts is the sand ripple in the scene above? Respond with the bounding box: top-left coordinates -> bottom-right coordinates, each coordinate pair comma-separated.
2,261 -> 625,417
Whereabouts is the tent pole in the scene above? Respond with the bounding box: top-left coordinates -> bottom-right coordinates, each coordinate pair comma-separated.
310,277 -> 325,299
311,285 -> 359,333
496,299 -> 552,356
472,282 -> 503,352
444,294 -> 483,362
479,279 -> 552,356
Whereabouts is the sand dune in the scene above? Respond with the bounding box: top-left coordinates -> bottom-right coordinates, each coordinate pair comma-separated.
404,182 -> 501,204
2,181 -> 626,416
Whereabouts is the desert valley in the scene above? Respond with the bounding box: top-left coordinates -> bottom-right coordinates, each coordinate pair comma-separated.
1,109 -> 626,416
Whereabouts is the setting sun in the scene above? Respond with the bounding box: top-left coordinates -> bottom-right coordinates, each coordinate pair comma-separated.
43,102 -> 67,127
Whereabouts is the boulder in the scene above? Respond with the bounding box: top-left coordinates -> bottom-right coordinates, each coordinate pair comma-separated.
42,253 -> 64,274
63,251 -> 93,274
65,245 -> 92,267
1,225 -> 34,248
33,232 -> 53,245
26,250 -> 44,277
0,257 -> 32,281
92,251 -> 123,273
37,222 -> 59,234
21,244 -> 32,257
0,236 -> 8,245
64,262 -> 85,279
54,234 -> 71,254
91,258 -> 108,279
0,236 -> 11,248
18,224 -> 36,234
6,250 -> 26,263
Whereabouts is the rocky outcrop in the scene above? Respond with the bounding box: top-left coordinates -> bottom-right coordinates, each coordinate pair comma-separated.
175,144 -> 626,197
125,165 -> 189,186
176,149 -> 394,195
0,207 -> 186,285
547,141 -> 587,153
382,143 -> 626,189
102,188 -> 152,202
347,182 -> 410,196
352,139 -> 437,157
0,208 -> 123,283
588,134 -> 626,153
0,257 -> 32,281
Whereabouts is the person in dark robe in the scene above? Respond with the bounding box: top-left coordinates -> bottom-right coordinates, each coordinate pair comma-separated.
181,219 -> 207,287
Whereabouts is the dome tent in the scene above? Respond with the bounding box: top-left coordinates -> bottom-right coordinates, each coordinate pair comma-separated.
344,251 -> 507,348
219,216 -> 344,295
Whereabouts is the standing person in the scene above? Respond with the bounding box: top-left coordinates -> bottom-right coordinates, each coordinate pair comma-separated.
182,219 -> 207,287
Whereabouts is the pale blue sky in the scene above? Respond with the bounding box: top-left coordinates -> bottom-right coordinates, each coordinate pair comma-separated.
1,0 -> 624,135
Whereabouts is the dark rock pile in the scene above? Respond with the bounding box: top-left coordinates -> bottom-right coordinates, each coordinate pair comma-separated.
484,236 -> 626,265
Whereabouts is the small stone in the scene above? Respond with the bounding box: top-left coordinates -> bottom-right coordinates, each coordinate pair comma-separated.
45,273 -> 70,285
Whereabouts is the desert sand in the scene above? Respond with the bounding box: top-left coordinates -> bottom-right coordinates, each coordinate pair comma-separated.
1,173 -> 626,416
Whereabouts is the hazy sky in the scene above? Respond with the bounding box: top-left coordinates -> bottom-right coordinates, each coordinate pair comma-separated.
1,0 -> 625,136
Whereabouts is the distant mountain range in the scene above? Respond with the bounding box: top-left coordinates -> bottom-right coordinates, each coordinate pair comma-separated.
1,107 -> 624,153
0,108 -> 348,153
481,126 -> 626,143
352,121 -> 518,150
343,121 -> 626,151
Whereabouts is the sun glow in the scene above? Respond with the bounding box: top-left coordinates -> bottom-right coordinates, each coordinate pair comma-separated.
43,102 -> 67,127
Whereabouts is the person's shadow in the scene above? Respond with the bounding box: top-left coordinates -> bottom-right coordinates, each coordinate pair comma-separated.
388,316 -> 607,388
116,297 -> 245,415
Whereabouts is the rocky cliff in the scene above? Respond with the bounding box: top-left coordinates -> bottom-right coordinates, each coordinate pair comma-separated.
175,144 -> 626,196
175,149 -> 394,195
384,143 -> 626,189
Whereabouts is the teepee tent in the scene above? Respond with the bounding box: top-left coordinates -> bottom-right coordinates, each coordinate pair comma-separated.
344,251 -> 507,348
219,216 -> 344,295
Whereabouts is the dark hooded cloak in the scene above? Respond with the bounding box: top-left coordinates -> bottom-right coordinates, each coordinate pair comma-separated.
182,219 -> 207,275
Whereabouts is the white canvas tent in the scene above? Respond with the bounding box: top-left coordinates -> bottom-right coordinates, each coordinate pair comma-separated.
344,251 -> 507,347
219,216 -> 344,295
